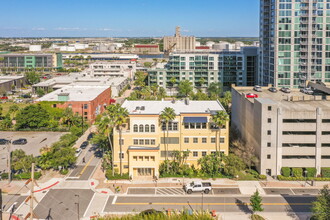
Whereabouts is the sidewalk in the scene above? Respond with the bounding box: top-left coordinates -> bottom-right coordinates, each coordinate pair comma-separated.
218,212 -> 311,220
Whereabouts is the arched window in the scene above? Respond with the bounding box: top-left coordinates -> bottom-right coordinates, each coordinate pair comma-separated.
139,124 -> 144,132
145,124 -> 150,132
151,124 -> 155,132
133,124 -> 138,132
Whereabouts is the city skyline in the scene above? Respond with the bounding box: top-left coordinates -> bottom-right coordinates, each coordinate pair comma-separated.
0,0 -> 259,37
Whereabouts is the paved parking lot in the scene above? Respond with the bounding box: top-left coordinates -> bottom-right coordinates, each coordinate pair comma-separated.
0,131 -> 66,172
291,188 -> 320,195
264,188 -> 294,195
127,188 -> 155,195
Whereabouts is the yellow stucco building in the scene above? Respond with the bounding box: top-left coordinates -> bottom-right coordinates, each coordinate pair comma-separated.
113,99 -> 229,179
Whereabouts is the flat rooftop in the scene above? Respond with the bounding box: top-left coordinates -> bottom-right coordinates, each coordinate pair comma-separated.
37,85 -> 109,102
122,99 -> 225,115
233,86 -> 330,111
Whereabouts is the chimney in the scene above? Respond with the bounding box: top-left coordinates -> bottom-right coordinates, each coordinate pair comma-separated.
185,98 -> 189,105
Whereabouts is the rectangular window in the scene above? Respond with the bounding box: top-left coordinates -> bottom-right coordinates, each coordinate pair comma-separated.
268,118 -> 271,123
151,156 -> 155,161
283,119 -> 316,123
282,155 -> 315,159
133,156 -> 137,161
84,104 -> 88,109
184,137 -> 189,143
267,142 -> 271,147
267,130 -> 271,135
202,138 -> 207,143
193,138 -> 198,143
220,137 -> 225,143
139,139 -> 144,145
145,139 -> 150,145
267,155 -> 271,159
268,106 -> 272,111
119,139 -> 124,145
119,153 -> 124,159
202,151 -> 207,156
151,139 -> 155,145
211,137 -> 216,143
283,131 -> 316,135
193,151 -> 198,157
133,139 -> 138,145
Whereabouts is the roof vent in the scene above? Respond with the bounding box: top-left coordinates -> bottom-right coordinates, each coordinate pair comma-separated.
135,106 -> 140,111
141,106 -> 145,110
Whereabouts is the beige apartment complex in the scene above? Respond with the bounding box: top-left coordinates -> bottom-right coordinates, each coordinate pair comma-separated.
113,100 -> 229,179
231,85 -> 330,176
163,26 -> 196,52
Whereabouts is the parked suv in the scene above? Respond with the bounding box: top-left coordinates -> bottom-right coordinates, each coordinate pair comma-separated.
0,139 -> 10,145
253,85 -> 262,92
80,141 -> 89,149
280,87 -> 291,93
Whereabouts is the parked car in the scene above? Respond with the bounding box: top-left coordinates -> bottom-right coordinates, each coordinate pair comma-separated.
268,87 -> 278,93
280,87 -> 291,93
0,96 -> 8,99
246,93 -> 259,98
75,148 -> 82,157
0,139 -> 10,145
87,133 -> 94,140
253,85 -> 262,92
12,138 -> 27,145
80,141 -> 89,149
184,181 -> 212,194
300,87 -> 314,95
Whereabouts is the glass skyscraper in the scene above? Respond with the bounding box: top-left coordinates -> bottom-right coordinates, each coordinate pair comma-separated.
260,0 -> 330,88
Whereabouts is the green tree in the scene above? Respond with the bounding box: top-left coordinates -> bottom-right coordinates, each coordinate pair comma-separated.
159,107 -> 176,172
115,106 -> 129,176
0,105 -> 3,119
158,87 -> 166,99
0,113 -> 13,130
198,151 -> 224,177
207,82 -> 222,99
134,71 -> 147,88
143,62 -> 152,68
199,77 -> 206,88
38,145 -> 76,170
25,71 -> 40,85
140,86 -> 151,99
15,105 -> 50,130
150,84 -> 159,97
220,91 -> 232,112
212,111 -> 229,152
223,154 -> 246,176
11,149 -> 36,173
8,104 -> 19,118
312,185 -> 330,220
192,89 -> 210,100
36,88 -> 46,97
178,80 -> 193,97
169,77 -> 177,96
250,190 -> 264,212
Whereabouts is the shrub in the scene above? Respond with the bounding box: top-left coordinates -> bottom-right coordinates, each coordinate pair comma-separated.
258,174 -> 267,180
292,168 -> 303,177
105,169 -> 129,180
13,172 -> 42,180
281,167 -> 291,177
1,173 -> 8,179
306,168 -> 317,178
321,168 -> 330,178
60,169 -> 69,175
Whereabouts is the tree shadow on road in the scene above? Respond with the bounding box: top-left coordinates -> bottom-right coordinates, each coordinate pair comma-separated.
236,198 -> 252,214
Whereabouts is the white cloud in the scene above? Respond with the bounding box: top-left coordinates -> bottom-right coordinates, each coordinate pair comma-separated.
32,27 -> 46,31
98,28 -> 114,31
54,27 -> 86,31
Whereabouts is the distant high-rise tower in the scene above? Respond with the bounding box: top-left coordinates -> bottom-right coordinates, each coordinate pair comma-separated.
260,0 -> 330,88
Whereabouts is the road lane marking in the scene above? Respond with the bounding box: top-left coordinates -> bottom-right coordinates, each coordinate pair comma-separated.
114,202 -> 312,206
79,155 -> 94,176
112,196 -> 118,204
101,195 -> 111,213
83,193 -> 96,217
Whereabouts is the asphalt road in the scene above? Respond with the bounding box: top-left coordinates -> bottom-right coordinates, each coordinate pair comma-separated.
33,189 -> 94,220
67,143 -> 101,180
104,195 -> 316,213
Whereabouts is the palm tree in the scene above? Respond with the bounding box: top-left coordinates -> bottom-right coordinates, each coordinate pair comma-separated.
212,111 -> 229,152
199,77 -> 206,89
115,107 -> 129,176
169,77 -> 177,96
159,107 -> 176,172
150,84 -> 159,97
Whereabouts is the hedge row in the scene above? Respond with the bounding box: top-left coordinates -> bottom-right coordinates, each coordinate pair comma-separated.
277,175 -> 330,181
1,172 -> 42,180
281,167 -> 318,178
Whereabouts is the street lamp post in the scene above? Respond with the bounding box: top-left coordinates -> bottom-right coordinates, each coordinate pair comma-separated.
304,170 -> 308,187
75,194 -> 80,220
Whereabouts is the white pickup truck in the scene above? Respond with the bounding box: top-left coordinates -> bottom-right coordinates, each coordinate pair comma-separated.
184,181 -> 212,194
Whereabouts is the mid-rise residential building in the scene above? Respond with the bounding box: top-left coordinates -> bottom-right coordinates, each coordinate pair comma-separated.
0,53 -> 62,71
260,0 -> 330,88
148,47 -> 258,93
231,85 -> 330,176
36,85 -> 112,122
113,99 -> 229,179
163,26 -> 196,52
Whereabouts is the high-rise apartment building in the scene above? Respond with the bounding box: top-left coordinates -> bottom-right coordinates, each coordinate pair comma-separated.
260,0 -> 330,88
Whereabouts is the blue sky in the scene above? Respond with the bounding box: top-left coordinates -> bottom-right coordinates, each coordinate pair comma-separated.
0,0 -> 259,37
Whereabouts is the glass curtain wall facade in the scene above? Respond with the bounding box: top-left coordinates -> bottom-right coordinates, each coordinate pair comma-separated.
260,0 -> 330,88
